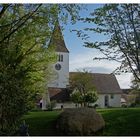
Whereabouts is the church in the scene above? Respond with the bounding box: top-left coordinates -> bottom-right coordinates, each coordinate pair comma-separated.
42,21 -> 122,109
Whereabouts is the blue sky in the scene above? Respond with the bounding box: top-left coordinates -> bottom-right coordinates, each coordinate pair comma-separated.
61,4 -> 132,89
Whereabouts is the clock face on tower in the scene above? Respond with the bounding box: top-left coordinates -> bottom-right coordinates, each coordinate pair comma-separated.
55,63 -> 61,70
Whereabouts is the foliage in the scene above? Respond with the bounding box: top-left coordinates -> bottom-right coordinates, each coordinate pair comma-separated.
70,70 -> 98,107
84,91 -> 98,106
130,76 -> 140,105
47,100 -> 57,111
71,89 -> 98,107
56,108 -> 105,136
121,104 -> 128,108
126,94 -> 137,106
77,4 -> 140,81
0,4 -> 81,135
70,90 -> 83,104
93,104 -> 99,108
131,77 -> 140,90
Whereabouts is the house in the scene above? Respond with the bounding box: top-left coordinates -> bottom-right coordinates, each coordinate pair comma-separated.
41,20 -> 122,109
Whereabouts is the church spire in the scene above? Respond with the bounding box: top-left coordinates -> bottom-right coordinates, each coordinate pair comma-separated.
49,20 -> 69,53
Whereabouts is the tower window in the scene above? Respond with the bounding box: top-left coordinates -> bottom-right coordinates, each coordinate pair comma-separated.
58,54 -> 63,62
60,55 -> 63,62
58,54 -> 61,61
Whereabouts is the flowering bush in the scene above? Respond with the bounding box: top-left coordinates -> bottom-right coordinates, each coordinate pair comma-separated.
71,89 -> 98,107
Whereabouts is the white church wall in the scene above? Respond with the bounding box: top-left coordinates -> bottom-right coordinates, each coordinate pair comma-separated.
56,52 -> 69,88
54,102 -> 76,109
93,94 -> 121,108
95,94 -> 105,108
48,52 -> 69,88
109,94 -> 121,107
52,94 -> 121,109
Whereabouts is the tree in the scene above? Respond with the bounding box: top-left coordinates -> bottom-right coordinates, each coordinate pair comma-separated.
0,4 -> 81,135
131,76 -> 140,90
70,70 -> 98,107
84,91 -> 98,107
71,89 -> 83,106
130,76 -> 140,105
76,4 -> 140,82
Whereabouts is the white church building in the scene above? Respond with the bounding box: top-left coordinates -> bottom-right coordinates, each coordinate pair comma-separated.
42,21 -> 122,109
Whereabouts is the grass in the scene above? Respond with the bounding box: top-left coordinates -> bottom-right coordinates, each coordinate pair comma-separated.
23,107 -> 140,136
23,110 -> 61,136
97,107 -> 140,136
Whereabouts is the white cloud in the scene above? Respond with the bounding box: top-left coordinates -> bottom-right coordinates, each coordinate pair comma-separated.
116,73 -> 133,89
69,50 -> 132,89
69,50 -> 120,72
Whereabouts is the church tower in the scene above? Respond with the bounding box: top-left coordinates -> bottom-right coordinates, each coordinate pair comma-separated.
48,20 -> 69,89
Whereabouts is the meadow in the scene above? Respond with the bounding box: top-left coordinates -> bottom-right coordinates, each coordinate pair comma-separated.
23,107 -> 140,136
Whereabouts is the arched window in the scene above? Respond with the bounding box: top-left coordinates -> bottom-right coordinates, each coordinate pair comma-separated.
104,95 -> 109,107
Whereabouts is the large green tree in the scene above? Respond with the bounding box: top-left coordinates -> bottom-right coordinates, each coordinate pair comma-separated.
70,70 -> 98,107
76,4 -> 140,82
0,4 -> 81,135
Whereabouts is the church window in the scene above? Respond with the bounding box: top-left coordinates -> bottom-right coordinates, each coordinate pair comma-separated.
60,55 -> 63,62
110,94 -> 114,99
58,54 -> 61,61
58,54 -> 63,62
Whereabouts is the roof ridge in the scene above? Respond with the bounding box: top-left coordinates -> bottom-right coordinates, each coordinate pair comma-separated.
69,72 -> 114,75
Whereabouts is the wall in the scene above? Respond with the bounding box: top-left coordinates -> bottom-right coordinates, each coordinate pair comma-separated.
95,94 -> 121,108
48,52 -> 69,88
109,94 -> 121,107
52,94 -> 121,109
54,102 -> 76,109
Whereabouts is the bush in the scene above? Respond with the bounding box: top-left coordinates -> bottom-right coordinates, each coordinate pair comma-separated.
121,104 -> 128,108
93,104 -> 99,108
71,89 -> 98,107
56,108 -> 105,136
47,100 -> 56,111
129,103 -> 136,107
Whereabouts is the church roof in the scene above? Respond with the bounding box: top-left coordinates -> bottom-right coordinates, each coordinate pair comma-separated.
49,20 -> 69,53
48,72 -> 122,102
70,72 -> 123,94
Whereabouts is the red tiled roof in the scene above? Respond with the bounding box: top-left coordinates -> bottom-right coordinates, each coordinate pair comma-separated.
48,87 -> 70,101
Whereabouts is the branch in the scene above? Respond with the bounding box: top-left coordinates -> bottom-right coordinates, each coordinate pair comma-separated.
0,4 -> 42,45
113,22 -> 140,81
0,4 -> 10,18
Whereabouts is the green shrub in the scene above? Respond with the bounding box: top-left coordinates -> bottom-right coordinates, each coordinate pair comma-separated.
129,103 -> 136,107
71,89 -> 98,107
121,104 -> 128,108
47,100 -> 56,111
94,104 -> 99,108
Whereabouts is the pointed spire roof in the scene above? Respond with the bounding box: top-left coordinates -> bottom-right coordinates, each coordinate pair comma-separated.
49,20 -> 69,53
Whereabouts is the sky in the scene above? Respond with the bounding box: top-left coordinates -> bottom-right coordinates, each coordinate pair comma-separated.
61,4 -> 133,89
0,2 -> 133,89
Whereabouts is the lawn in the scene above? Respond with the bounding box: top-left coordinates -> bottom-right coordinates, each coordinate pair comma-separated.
23,110 -> 61,136
98,108 -> 140,136
23,108 -> 140,136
